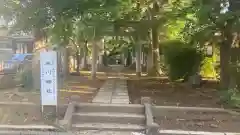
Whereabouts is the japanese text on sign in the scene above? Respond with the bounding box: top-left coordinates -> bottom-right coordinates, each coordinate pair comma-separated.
40,51 -> 58,106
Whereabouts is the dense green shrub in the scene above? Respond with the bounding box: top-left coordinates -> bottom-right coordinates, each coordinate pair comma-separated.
220,88 -> 240,108
162,40 -> 203,81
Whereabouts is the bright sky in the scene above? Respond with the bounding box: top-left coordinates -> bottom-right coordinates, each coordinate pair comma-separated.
220,2 -> 229,14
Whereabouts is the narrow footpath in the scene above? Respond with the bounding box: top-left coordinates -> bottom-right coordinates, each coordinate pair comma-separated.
92,65 -> 130,104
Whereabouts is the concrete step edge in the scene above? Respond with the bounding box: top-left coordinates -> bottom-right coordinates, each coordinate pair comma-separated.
158,129 -> 240,135
75,103 -> 144,114
72,123 -> 145,131
73,112 -> 145,118
76,130 -> 142,135
0,131 -> 72,135
0,125 -> 56,130
76,103 -> 143,107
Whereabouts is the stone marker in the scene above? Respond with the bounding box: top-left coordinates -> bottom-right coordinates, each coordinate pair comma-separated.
42,106 -> 58,123
188,73 -> 202,88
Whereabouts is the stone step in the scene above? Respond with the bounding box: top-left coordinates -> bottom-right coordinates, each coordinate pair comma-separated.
111,96 -> 129,98
75,103 -> 144,114
72,123 -> 145,131
0,130 -> 238,135
92,99 -> 111,104
77,130 -> 145,135
114,93 -> 128,96
111,98 -> 129,102
72,112 -> 145,124
111,101 -> 130,104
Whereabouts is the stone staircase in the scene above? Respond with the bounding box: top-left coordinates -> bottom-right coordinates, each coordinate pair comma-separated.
70,103 -> 146,134
0,103 -> 148,135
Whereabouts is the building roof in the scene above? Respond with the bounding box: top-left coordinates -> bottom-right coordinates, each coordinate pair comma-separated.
11,53 -> 33,61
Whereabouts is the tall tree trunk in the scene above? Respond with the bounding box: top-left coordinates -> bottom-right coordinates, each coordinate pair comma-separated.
127,50 -> 132,66
132,52 -> 135,64
76,50 -> 80,73
103,51 -> 108,66
98,39 -> 104,65
152,27 -> 160,72
62,47 -> 69,78
73,56 -> 76,71
220,28 -> 233,90
135,42 -> 141,77
99,55 -> 103,65
147,2 -> 161,76
147,45 -> 153,72
91,41 -> 97,79
219,0 -> 236,90
148,24 -> 161,76
82,40 -> 88,70
78,47 -> 84,72
141,46 -> 144,65
123,48 -> 129,67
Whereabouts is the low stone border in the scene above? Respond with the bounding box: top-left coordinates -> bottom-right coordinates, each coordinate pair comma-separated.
0,125 -> 56,130
158,129 -> 240,135
0,101 -> 68,107
59,102 -> 76,130
142,98 -> 240,135
0,101 -> 37,105
0,130 -> 76,135
141,97 -> 159,135
152,105 -> 240,116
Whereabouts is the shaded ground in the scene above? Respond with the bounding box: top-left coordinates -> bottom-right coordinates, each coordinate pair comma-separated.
127,78 -> 240,132
61,75 -> 104,103
0,105 -> 46,125
127,78 -> 220,107
154,110 -> 240,132
0,75 -> 104,125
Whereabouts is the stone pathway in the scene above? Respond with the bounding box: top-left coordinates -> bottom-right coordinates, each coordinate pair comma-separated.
111,80 -> 129,104
92,65 -> 130,104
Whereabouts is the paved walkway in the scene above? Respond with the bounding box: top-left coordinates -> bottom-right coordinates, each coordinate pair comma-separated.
92,65 -> 130,104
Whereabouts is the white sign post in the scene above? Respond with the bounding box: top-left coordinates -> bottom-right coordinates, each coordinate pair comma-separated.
40,51 -> 58,121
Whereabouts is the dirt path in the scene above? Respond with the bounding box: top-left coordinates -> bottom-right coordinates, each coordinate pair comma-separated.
61,75 -> 104,103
